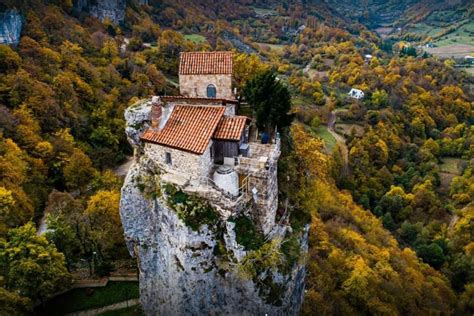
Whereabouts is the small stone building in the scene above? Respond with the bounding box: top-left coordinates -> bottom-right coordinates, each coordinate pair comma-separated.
141,101 -> 248,180
179,52 -> 234,99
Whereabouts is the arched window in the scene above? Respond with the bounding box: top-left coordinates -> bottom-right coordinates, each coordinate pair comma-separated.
207,84 -> 217,98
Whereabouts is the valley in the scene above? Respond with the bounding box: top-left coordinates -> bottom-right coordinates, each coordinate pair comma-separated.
0,0 -> 472,315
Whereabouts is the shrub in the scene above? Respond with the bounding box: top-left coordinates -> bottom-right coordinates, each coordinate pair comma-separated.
231,215 -> 264,251
164,184 -> 220,231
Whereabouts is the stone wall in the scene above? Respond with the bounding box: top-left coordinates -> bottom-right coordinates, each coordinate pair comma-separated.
144,142 -> 213,179
244,165 -> 279,235
179,74 -> 233,99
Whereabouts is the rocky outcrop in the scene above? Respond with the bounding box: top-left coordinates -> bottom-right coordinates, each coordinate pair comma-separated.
0,10 -> 22,45
119,100 -> 307,315
73,0 -> 126,24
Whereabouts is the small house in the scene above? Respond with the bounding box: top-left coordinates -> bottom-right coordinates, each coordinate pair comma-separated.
348,88 -> 364,100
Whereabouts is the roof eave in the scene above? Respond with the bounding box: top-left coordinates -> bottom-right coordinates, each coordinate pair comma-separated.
141,136 -> 209,155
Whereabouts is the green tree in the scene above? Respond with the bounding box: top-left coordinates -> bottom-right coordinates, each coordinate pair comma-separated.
416,243 -> 446,269
243,70 -> 293,132
0,223 -> 71,304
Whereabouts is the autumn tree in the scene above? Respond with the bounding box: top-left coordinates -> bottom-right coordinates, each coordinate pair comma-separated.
0,287 -> 32,316
85,190 -> 125,273
63,149 -> 96,193
233,53 -> 269,97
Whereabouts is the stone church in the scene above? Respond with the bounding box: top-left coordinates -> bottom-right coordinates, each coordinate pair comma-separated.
137,51 -> 281,232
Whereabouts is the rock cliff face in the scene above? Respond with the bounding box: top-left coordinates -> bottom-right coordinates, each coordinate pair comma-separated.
120,100 -> 307,315
73,0 -> 126,24
0,10 -> 22,45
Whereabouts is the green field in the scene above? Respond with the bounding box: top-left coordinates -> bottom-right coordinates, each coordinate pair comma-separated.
433,21 -> 474,47
460,67 -> 474,76
435,27 -> 474,47
255,42 -> 286,54
37,282 -> 140,315
408,20 -> 474,47
408,23 -> 444,38
253,7 -> 277,16
312,126 -> 337,152
184,34 -> 207,44
439,157 -> 465,175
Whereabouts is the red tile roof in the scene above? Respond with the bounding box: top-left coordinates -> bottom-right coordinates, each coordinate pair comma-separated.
162,95 -> 238,104
213,116 -> 248,141
141,105 -> 225,154
179,52 -> 233,75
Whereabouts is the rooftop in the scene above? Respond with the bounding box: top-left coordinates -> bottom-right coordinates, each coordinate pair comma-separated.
179,51 -> 233,75
161,95 -> 238,104
141,105 -> 225,154
213,116 -> 248,141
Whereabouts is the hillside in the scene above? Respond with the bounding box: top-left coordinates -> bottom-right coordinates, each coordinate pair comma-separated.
0,0 -> 472,315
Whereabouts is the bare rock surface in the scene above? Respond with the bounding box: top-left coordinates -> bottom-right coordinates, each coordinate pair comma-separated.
119,100 -> 307,315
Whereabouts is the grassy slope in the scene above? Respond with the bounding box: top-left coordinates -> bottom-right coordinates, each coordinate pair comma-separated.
184,34 -> 207,44
312,126 -> 337,152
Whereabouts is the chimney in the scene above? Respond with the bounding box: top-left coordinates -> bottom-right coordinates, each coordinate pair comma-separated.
150,96 -> 162,130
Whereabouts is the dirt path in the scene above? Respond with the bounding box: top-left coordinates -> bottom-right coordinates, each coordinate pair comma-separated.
37,212 -> 48,235
328,111 -> 349,175
448,214 -> 459,232
65,299 -> 140,316
113,156 -> 134,177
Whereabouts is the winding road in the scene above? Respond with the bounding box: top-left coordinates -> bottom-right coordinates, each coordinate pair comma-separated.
327,111 -> 350,176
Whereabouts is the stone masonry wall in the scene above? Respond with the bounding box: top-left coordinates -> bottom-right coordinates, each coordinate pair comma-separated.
179,74 -> 233,99
245,166 -> 279,235
144,142 -> 213,179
